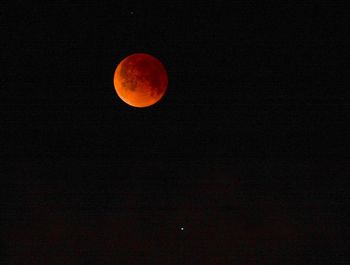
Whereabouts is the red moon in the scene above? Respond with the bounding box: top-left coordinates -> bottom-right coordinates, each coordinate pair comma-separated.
113,53 -> 168,108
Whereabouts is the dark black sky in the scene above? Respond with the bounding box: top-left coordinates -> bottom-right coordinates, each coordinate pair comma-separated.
2,2 -> 349,264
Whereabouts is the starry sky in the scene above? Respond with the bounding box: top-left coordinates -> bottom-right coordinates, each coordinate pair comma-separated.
2,2 -> 349,264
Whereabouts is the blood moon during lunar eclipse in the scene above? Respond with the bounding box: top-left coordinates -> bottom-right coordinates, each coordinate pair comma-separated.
113,53 -> 168,108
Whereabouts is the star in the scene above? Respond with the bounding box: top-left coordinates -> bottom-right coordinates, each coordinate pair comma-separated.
180,227 -> 184,231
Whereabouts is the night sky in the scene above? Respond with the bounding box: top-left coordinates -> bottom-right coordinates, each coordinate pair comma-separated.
2,2 -> 349,264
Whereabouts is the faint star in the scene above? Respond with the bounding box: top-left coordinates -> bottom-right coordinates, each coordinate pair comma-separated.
180,227 -> 184,231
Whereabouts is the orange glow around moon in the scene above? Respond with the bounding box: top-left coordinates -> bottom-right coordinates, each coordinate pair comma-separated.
113,53 -> 168,108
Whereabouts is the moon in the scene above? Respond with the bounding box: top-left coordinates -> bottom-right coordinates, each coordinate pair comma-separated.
113,53 -> 168,108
